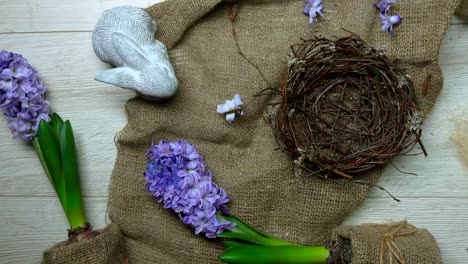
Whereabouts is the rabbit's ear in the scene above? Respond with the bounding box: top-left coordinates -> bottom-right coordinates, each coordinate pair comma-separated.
111,32 -> 150,70
95,67 -> 139,90
150,20 -> 158,35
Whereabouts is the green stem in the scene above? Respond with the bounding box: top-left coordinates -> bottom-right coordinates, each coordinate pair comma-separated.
219,244 -> 330,264
217,214 -> 298,246
217,232 -> 297,247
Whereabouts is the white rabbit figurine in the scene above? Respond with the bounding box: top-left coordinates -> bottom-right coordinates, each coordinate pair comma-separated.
92,6 -> 178,100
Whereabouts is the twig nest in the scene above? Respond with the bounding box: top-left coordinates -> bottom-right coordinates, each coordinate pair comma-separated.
270,35 -> 424,179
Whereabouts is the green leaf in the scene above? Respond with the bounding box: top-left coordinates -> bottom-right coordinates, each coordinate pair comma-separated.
217,232 -> 295,246
37,120 -> 67,212
219,245 -> 329,264
49,113 -> 64,141
218,215 -> 297,247
60,120 -> 86,229
223,241 -> 246,248
220,214 -> 275,239
32,138 -> 53,184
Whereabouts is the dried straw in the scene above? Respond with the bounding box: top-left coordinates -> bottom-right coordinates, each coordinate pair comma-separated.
269,35 -> 425,179
451,114 -> 468,166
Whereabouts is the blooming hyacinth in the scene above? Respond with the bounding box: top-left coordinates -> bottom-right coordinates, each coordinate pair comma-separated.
304,0 -> 324,25
144,140 -> 235,238
217,93 -> 244,124
0,50 -> 50,141
374,0 -> 401,35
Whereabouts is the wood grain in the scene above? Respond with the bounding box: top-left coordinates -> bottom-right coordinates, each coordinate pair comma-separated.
440,25 -> 468,65
0,0 -> 163,33
0,1 -> 467,263
0,197 -> 108,264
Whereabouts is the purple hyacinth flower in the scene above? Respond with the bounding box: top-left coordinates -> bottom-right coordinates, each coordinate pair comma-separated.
144,140 -> 235,238
373,0 -> 396,14
0,50 -> 50,142
304,0 -> 323,25
380,14 -> 401,35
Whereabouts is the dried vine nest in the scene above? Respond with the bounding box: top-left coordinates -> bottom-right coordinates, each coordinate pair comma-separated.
270,35 -> 425,179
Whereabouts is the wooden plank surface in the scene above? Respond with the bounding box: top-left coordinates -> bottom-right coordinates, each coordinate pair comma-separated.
0,0 -> 467,263
0,197 -> 108,264
0,0 -> 162,33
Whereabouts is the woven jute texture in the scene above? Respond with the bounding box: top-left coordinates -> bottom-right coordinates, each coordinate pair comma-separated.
43,0 -> 465,263
42,224 -> 122,264
331,222 -> 443,264
457,0 -> 468,16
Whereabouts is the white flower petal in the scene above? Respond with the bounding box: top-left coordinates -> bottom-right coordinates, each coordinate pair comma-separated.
225,113 -> 236,124
217,102 -> 232,114
233,93 -> 244,107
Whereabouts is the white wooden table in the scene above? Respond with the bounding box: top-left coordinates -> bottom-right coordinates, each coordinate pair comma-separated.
0,1 -> 467,263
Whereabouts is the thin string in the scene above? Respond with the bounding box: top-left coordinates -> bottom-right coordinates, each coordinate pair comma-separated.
229,4 -> 271,88
225,3 -> 277,118
363,220 -> 418,264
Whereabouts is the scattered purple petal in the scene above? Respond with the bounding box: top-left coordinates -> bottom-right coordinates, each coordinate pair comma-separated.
0,50 -> 50,142
374,0 -> 401,36
304,0 -> 324,25
217,93 -> 244,124
144,140 -> 235,238
380,14 -> 401,36
373,0 -> 396,14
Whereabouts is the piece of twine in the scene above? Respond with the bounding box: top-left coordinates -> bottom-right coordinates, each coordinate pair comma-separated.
363,221 -> 418,264
226,3 -> 279,117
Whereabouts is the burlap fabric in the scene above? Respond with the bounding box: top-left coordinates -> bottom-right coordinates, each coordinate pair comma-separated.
331,222 -> 442,264
43,0 -> 467,263
457,0 -> 468,16
43,224 -> 122,264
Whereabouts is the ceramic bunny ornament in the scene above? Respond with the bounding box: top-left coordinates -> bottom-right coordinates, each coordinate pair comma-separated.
92,6 -> 178,100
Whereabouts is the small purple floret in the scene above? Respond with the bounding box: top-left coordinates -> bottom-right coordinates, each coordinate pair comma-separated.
374,0 -> 401,36
304,0 -> 324,25
380,14 -> 401,36
144,140 -> 235,238
373,0 -> 396,14
0,50 -> 50,142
